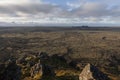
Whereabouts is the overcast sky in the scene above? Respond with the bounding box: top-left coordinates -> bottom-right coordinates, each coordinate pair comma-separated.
0,0 -> 120,26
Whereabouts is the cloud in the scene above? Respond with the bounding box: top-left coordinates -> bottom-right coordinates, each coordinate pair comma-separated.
72,2 -> 109,17
0,0 -> 42,5
0,1 -> 65,17
0,0 -> 120,25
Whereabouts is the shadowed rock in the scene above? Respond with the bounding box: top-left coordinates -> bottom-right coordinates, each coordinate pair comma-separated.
30,60 -> 55,79
38,52 -> 49,59
30,60 -> 43,79
79,63 -> 111,80
0,59 -> 22,80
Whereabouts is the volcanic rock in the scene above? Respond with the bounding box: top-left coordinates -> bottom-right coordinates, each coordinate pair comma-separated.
79,63 -> 111,80
0,59 -> 21,80
30,60 -> 43,79
30,60 -> 55,79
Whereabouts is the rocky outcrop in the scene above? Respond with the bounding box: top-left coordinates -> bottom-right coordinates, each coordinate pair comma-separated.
30,60 -> 55,79
30,60 -> 43,79
79,63 -> 110,80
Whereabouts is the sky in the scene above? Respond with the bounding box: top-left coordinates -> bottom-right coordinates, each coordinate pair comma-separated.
0,0 -> 120,26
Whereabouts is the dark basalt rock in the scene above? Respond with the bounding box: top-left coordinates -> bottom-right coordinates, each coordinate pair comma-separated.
30,60 -> 43,79
0,59 -> 22,80
79,63 -> 111,80
30,60 -> 55,79
38,52 -> 49,59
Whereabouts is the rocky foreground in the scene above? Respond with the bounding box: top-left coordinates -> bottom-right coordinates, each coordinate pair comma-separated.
0,52 -> 111,80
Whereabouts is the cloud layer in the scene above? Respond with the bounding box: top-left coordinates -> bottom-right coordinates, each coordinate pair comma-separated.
0,0 -> 120,25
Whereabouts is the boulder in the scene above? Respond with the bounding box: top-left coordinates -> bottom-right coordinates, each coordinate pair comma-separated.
30,60 -> 55,79
79,63 -> 111,80
30,60 -> 43,79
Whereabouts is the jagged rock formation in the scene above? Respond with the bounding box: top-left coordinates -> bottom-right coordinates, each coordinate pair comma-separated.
79,63 -> 110,80
30,60 -> 55,79
30,60 -> 43,79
